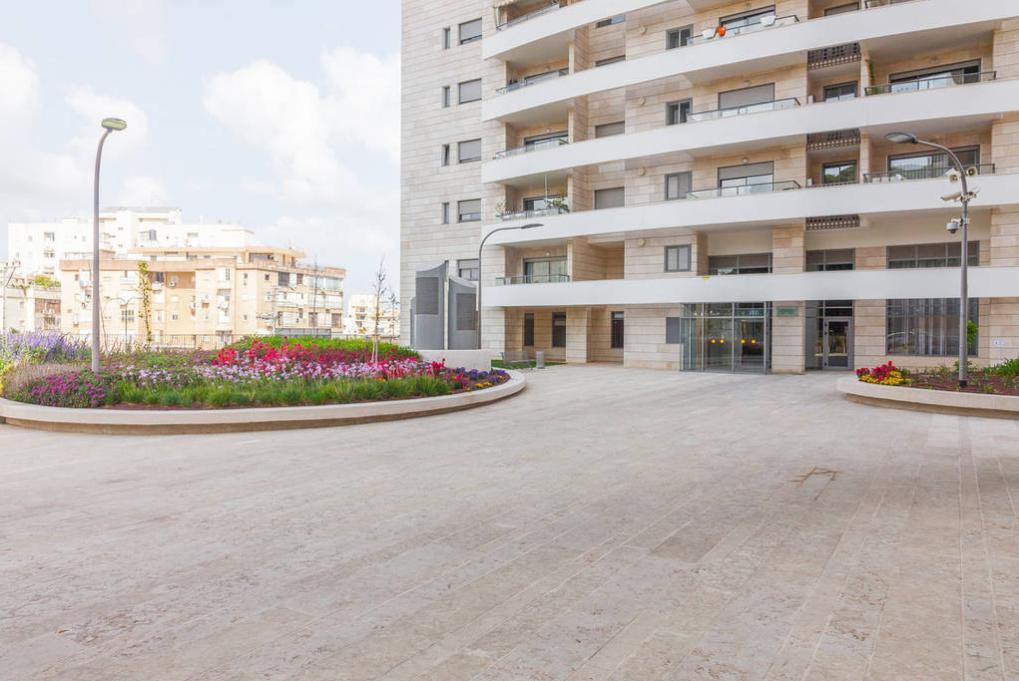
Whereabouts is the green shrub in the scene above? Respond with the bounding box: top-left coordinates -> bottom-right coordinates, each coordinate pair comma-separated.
992,357 -> 1019,378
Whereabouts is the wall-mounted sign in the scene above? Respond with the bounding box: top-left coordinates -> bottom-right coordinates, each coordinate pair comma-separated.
992,339 -> 1008,348
775,306 -> 799,318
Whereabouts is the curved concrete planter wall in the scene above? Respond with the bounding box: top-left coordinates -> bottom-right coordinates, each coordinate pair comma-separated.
838,377 -> 1019,420
0,372 -> 525,435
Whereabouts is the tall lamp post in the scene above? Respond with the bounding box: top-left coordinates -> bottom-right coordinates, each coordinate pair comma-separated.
886,132 -> 978,388
476,223 -> 542,350
91,117 -> 127,373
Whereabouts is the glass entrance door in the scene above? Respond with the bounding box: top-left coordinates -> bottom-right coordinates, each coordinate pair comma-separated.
823,318 -> 852,369
736,318 -> 766,371
704,318 -> 734,371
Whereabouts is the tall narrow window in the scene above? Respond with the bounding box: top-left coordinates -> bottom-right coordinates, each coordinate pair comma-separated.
441,202 -> 450,225
666,26 -> 693,49
441,144 -> 450,166
552,313 -> 567,347
442,27 -> 451,49
610,311 -> 625,349
523,313 -> 535,347
458,78 -> 482,103
459,18 -> 482,45
442,85 -> 451,108
666,100 -> 692,125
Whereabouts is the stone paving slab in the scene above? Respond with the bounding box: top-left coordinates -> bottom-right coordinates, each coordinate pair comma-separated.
1,365 -> 1018,680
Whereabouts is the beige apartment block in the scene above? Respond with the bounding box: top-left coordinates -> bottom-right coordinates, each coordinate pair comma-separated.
402,0 -> 1019,373
59,246 -> 345,348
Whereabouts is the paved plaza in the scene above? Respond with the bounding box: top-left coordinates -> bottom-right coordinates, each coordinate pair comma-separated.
2,365 -> 1019,680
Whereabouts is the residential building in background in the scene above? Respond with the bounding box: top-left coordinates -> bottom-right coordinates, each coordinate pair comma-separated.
58,245 -> 345,348
8,207 -> 257,277
401,0 -> 1019,372
344,293 -> 400,339
1,274 -> 60,334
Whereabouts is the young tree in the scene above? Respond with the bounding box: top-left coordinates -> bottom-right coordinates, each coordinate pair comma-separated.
370,257 -> 390,363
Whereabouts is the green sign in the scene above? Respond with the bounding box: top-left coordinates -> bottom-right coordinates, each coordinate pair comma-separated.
776,306 -> 799,318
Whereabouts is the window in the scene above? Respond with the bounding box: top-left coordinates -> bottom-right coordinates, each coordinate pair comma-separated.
441,144 -> 450,166
666,100 -> 692,125
887,242 -> 980,269
718,161 -> 775,194
523,257 -> 568,283
720,6 -> 776,31
594,121 -> 624,138
889,60 -> 981,93
523,195 -> 563,212
595,55 -> 625,67
665,172 -> 692,201
825,2 -> 859,14
458,78 -> 482,103
459,18 -> 482,45
120,309 -> 135,324
823,81 -> 858,102
886,298 -> 979,356
442,85 -> 451,108
666,26 -> 693,49
594,187 -> 625,209
43,231 -> 55,242
718,83 -> 775,111
611,311 -> 625,349
278,272 -> 290,286
441,202 -> 450,225
888,146 -> 979,180
458,138 -> 482,163
43,249 -> 55,258
552,313 -> 566,347
523,131 -> 568,152
457,258 -> 480,281
806,249 -> 855,271
523,313 -> 535,347
665,317 -> 681,344
595,14 -> 624,27
665,245 -> 692,272
822,161 -> 857,185
708,253 -> 772,275
458,199 -> 481,222
443,27 -> 451,49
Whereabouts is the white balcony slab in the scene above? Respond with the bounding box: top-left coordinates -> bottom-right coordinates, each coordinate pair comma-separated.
484,0 -> 669,64
484,80 -> 1019,184
487,173 -> 1019,244
483,266 -> 1019,308
483,0 -> 1015,125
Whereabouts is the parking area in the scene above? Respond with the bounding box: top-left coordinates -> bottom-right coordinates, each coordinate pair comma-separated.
3,364 -> 1019,680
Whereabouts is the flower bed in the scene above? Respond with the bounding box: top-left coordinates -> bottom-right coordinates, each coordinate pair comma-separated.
3,336 -> 510,409
857,358 -> 1019,396
0,332 -> 89,392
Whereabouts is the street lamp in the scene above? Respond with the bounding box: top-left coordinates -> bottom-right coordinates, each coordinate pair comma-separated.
476,223 -> 542,350
106,295 -> 139,346
886,131 -> 977,388
91,117 -> 127,373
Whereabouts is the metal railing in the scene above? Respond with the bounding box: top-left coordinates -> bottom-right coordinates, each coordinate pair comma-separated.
687,14 -> 799,46
863,164 -> 995,183
496,68 -> 569,95
687,97 -> 799,123
686,180 -> 802,199
864,0 -> 916,7
493,137 -> 568,159
497,203 -> 569,221
865,71 -> 996,96
495,274 -> 571,285
807,179 -> 859,189
806,129 -> 861,150
808,42 -> 861,70
495,0 -> 575,30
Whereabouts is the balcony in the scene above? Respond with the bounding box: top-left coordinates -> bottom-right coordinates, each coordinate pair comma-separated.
497,201 -> 570,221
865,71 -> 997,96
493,136 -> 568,159
686,180 -> 802,200
686,14 -> 799,46
807,42 -> 861,70
495,274 -> 572,285
495,1 -> 575,31
864,0 -> 917,6
806,129 -> 860,151
497,68 -> 569,95
687,97 -> 799,123
863,164 -> 996,183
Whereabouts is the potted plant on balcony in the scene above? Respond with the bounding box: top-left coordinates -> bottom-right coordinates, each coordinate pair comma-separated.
547,196 -> 570,214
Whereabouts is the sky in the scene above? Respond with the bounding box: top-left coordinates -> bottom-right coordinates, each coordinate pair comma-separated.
0,0 -> 401,296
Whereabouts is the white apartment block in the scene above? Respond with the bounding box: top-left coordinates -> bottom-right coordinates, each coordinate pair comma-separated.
2,275 -> 60,334
344,294 -> 401,339
8,207 -> 257,278
402,0 -> 1019,373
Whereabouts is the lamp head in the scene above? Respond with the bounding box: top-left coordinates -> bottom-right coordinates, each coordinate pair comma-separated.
885,132 -> 917,145
101,117 -> 127,132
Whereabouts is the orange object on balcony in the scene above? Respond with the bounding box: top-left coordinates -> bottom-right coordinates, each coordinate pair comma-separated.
716,25 -> 726,37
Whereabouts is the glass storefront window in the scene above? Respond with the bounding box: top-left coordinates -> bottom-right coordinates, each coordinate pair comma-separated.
678,303 -> 770,372
886,298 -> 978,357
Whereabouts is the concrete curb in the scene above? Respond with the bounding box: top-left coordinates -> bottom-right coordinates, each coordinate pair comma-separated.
837,376 -> 1019,420
0,372 -> 525,435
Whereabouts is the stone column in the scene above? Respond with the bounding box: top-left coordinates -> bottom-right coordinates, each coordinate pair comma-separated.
566,307 -> 591,364
853,246 -> 887,370
770,225 -> 805,374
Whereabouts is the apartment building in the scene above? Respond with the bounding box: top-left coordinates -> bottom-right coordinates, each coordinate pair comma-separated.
58,245 -> 345,347
344,294 -> 401,339
402,0 -> 1019,372
1,275 -> 60,334
8,207 -> 257,277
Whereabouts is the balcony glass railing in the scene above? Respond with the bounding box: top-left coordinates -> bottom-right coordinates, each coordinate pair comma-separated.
863,164 -> 995,183
495,274 -> 572,285
687,14 -> 799,46
495,1 -> 577,31
864,0 -> 916,7
497,203 -> 570,221
865,71 -> 996,96
497,68 -> 570,95
687,97 -> 799,123
686,180 -> 801,199
493,137 -> 568,159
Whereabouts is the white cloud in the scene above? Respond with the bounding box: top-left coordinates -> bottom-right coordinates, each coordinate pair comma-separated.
321,47 -> 400,161
116,175 -> 167,206
0,43 -> 40,123
66,85 -> 149,157
89,0 -> 167,65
